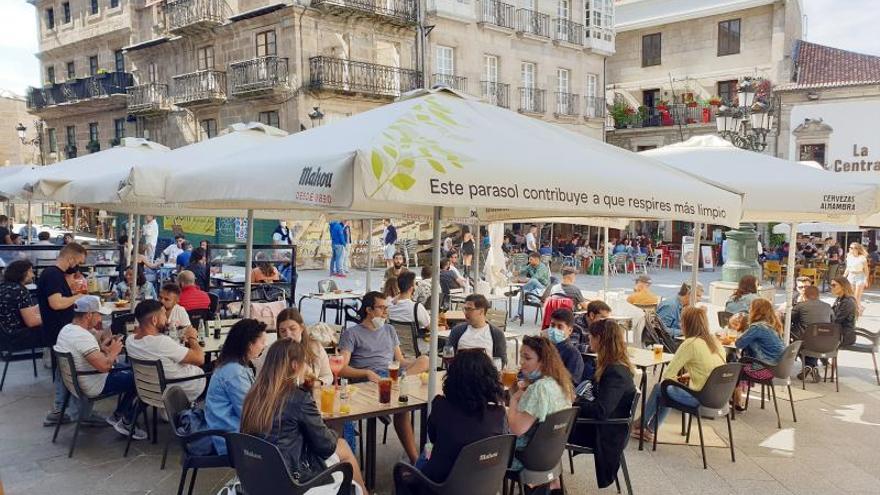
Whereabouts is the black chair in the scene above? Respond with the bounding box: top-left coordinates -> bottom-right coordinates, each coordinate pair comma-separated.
110,313 -> 137,337
162,386 -> 230,495
742,341 -> 802,429
390,319 -> 421,358
840,327 -> 880,386
519,281 -> 555,326
343,305 -> 361,330
651,363 -> 743,469
504,407 -> 578,495
186,308 -> 214,326
312,279 -> 356,324
0,327 -> 42,391
566,391 -> 639,495
226,432 -> 354,495
52,351 -> 125,458
717,311 -> 733,329
207,292 -> 220,317
799,323 -> 841,392
394,434 -> 516,495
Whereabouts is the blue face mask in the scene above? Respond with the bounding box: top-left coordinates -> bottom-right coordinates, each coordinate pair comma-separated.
526,369 -> 542,381
547,328 -> 566,345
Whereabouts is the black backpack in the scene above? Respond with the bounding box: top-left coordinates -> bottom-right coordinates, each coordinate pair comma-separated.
641,311 -> 680,353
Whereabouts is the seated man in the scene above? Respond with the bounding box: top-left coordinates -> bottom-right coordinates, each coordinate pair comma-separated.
159,282 -> 193,338
518,252 -> 550,295
125,299 -> 206,401
54,296 -> 146,439
574,300 -> 611,346
627,275 -> 660,306
447,252 -> 468,287
546,308 -> 584,386
438,257 -> 465,293
792,276 -> 812,306
447,294 -> 507,366
337,292 -> 429,463
555,266 -> 588,310
177,270 -> 210,312
792,286 -> 833,382
384,252 -> 409,281
162,235 -> 186,264
175,242 -> 193,270
655,282 -> 703,338
389,271 -> 430,330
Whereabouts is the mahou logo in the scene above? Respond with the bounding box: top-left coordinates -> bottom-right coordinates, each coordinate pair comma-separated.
298,167 -> 334,188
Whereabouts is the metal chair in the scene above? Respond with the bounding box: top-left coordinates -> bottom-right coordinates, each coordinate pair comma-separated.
163,386 -> 230,495
342,305 -> 361,330
610,253 -> 629,276
652,363 -> 743,469
52,351 -> 125,458
389,319 -> 421,358
798,323 -> 841,391
313,279 -> 356,324
840,328 -> 880,385
741,341 -> 802,428
717,311 -> 733,329
226,432 -> 354,495
566,391 -> 639,495
487,308 -> 508,331
0,327 -> 42,391
394,434 -> 516,495
633,254 -> 649,274
504,407 -> 578,495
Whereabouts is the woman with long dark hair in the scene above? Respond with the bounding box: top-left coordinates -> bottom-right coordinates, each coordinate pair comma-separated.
205,319 -> 267,454
724,275 -> 760,315
240,339 -> 367,493
418,349 -> 506,483
276,308 -> 333,386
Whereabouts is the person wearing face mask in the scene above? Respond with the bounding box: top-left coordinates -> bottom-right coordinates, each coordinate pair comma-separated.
546,309 -> 584,386
38,242 -> 88,427
276,308 -> 333,386
273,220 -> 292,245
337,291 -> 429,463
205,319 -> 268,455
446,294 -> 507,366
125,300 -> 206,401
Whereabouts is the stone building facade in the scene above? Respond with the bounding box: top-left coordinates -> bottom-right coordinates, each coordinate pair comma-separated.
0,91 -> 36,166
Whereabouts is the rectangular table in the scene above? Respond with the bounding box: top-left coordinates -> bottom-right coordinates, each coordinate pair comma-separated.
298,291 -> 364,325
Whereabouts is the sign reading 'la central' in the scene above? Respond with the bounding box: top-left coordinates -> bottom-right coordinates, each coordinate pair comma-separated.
831,144 -> 880,172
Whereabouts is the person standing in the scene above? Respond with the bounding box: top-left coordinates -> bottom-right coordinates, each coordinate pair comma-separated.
341,220 -> 352,275
329,221 -> 346,278
0,215 -> 12,244
142,215 -> 159,262
525,225 -> 538,254
460,228 -> 475,279
38,243 -> 87,426
843,242 -> 869,313
382,219 -> 397,268
272,220 -> 292,246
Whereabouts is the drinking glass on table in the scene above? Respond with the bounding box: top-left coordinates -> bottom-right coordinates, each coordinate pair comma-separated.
329,353 -> 345,387
378,377 -> 392,404
501,368 -> 518,389
388,360 -> 400,381
320,385 -> 336,415
442,345 -> 455,368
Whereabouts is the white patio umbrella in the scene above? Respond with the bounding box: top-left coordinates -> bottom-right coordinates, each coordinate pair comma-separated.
772,223 -> 863,235
154,88 -> 744,403
643,135 -> 880,341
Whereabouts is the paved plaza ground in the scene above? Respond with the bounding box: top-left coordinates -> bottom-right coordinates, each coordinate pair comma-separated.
2,266 -> 880,494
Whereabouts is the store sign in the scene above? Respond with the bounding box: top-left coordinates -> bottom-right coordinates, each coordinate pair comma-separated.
163,216 -> 216,236
790,101 -> 880,173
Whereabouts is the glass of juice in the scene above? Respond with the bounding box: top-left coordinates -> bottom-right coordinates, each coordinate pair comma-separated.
388,361 -> 400,381
501,369 -> 518,389
378,378 -> 393,404
652,344 -> 664,361
320,386 -> 336,416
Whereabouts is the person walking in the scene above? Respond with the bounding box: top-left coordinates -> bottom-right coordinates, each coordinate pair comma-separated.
342,220 -> 352,275
329,221 -> 346,278
382,219 -> 397,268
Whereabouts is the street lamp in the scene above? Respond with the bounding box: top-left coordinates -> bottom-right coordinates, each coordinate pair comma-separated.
15,121 -> 46,166
308,106 -> 324,128
715,77 -> 775,152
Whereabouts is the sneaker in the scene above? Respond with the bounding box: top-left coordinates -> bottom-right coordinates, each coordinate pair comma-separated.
78,413 -> 110,427
43,411 -> 72,427
106,414 -> 123,428
811,367 -> 821,383
113,420 -> 148,441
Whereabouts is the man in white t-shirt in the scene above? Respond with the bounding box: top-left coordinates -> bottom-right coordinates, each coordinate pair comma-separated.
159,282 -> 193,340
446,294 -> 507,366
525,225 -> 538,253
142,215 -> 159,262
54,296 -> 146,439
162,235 -> 186,264
388,271 -> 430,330
125,300 -> 206,401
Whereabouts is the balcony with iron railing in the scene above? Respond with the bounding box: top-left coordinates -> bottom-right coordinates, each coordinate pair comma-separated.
583,96 -> 606,119
617,104 -> 717,129
311,0 -> 418,26
229,57 -> 290,97
553,18 -> 584,46
516,9 -> 550,38
27,72 -> 133,112
309,56 -> 422,98
480,81 -> 509,108
518,87 -> 545,114
431,73 -> 467,92
478,0 -> 516,30
554,92 -> 579,117
165,0 -> 227,35
172,70 -> 227,106
127,82 -> 173,115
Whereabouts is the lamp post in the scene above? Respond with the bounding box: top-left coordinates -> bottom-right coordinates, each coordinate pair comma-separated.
308,106 -> 324,128
16,121 -> 46,166
715,77 -> 775,152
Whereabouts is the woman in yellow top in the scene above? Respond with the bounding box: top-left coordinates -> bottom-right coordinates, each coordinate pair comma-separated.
251,260 -> 280,284
631,306 -> 726,442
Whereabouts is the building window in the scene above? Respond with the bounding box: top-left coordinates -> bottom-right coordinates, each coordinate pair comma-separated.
521,62 -> 536,88
46,8 -> 55,30
558,0 -> 569,19
90,0 -> 99,15
66,126 -> 77,157
799,144 -> 826,167
259,111 -> 280,128
556,68 -> 570,94
585,0 -> 614,41
115,50 -> 124,72
88,123 -> 99,142
197,46 -> 214,71
717,80 -> 738,105
642,88 -> 660,107
148,63 -> 158,83
67,61 -> 75,79
483,55 -> 498,83
436,46 -> 454,75
642,33 -> 661,67
256,30 -> 277,57
636,145 -> 657,152
585,73 -> 598,98
62,3 -> 71,23
114,118 -> 125,141
111,0 -> 120,7
46,66 -> 55,84
47,128 -> 57,153
718,19 -> 741,56
89,55 -> 99,76
200,119 -> 217,140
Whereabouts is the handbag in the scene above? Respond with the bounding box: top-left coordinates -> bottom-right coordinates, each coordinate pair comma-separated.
175,406 -> 214,456
250,300 -> 288,330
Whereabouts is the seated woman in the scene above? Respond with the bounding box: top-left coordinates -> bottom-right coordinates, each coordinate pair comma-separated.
240,339 -> 367,494
276,308 -> 333,386
632,307 -> 726,442
115,265 -> 156,301
0,260 -> 42,341
733,299 -> 785,410
569,319 -> 635,490
417,349 -> 506,483
724,275 -> 761,315
251,260 -> 280,284
205,319 -> 267,455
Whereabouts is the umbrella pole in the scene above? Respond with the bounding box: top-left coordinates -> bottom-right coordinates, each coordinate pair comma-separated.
603,226 -> 609,298
243,209 -> 255,318
783,223 -> 797,343
129,215 -> 141,314
691,223 -> 701,305
26,200 -> 31,245
427,206 -> 442,411
73,205 -> 79,234
474,223 -> 481,285
127,214 -> 134,268
366,219 -> 373,292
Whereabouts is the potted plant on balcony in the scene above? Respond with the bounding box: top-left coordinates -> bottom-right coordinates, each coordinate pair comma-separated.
86,140 -> 101,153
97,69 -> 109,76
610,100 -> 633,129
708,96 -> 722,107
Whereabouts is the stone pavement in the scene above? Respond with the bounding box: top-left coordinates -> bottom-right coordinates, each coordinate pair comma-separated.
2,266 -> 880,494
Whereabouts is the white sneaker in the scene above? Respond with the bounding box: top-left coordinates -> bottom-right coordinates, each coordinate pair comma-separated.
113,419 -> 148,441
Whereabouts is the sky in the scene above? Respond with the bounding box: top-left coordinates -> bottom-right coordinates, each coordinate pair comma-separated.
0,0 -> 879,95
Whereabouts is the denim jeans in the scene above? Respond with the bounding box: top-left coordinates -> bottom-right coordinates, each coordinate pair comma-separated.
642,383 -> 700,431
522,278 -> 545,295
101,366 -> 139,422
54,367 -> 81,418
330,244 -> 345,274
341,244 -> 351,273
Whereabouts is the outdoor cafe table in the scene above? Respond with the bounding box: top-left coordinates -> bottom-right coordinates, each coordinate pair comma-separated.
319,377 -> 429,490
297,290 -> 365,324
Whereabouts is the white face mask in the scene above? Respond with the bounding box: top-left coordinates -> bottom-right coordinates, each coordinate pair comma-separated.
371,317 -> 386,328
